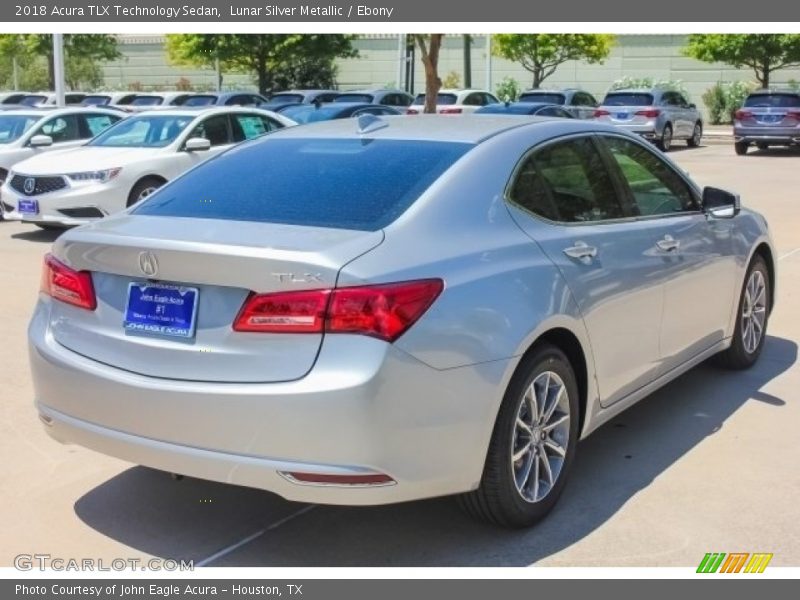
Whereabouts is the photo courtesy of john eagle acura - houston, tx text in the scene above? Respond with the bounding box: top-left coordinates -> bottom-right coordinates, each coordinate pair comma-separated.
29,113 -> 775,528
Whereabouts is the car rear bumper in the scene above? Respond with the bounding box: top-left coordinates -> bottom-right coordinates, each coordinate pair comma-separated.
29,298 -> 509,505
734,127 -> 800,144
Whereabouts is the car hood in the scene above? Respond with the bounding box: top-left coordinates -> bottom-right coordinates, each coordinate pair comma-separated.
11,146 -> 160,175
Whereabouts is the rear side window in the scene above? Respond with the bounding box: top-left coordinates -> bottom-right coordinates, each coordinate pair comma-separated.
509,137 -> 624,223
134,138 -> 472,231
602,93 -> 654,106
413,93 -> 458,105
335,94 -> 374,103
83,114 -> 119,136
744,93 -> 800,108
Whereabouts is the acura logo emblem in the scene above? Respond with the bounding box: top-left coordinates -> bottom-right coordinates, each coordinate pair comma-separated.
23,177 -> 35,195
138,252 -> 158,277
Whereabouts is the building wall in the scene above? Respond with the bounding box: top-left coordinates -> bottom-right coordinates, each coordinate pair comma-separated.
105,34 -> 800,116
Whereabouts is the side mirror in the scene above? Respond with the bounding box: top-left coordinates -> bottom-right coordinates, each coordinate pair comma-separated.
703,186 -> 740,218
688,103 -> 697,109
29,135 -> 53,148
184,137 -> 211,152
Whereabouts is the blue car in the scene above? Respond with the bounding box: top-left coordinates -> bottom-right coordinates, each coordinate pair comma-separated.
182,92 -> 268,108
280,102 -> 402,124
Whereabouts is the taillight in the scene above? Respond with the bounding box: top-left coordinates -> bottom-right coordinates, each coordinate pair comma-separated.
439,107 -> 463,114
735,110 -> 753,120
406,108 -> 419,115
634,109 -> 661,118
593,109 -> 610,117
233,279 -> 443,342
40,253 -> 96,310
785,110 -> 800,121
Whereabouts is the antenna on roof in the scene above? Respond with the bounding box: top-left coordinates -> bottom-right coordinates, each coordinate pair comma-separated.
356,114 -> 389,135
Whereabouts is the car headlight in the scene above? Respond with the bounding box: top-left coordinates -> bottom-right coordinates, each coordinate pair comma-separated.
66,168 -> 122,183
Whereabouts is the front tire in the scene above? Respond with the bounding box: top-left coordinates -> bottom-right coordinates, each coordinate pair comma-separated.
127,177 -> 165,208
687,122 -> 702,147
458,344 -> 579,528
713,255 -> 770,369
657,124 -> 673,152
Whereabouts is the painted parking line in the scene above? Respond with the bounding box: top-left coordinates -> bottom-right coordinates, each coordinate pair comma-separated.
195,505 -> 317,567
779,247 -> 800,261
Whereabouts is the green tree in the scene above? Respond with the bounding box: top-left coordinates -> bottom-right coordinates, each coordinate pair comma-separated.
492,34 -> 616,88
166,34 -> 357,95
412,34 -> 444,114
684,34 -> 800,89
25,34 -> 120,90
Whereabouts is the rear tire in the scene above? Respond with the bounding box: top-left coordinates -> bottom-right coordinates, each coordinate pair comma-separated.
687,122 -> 702,147
713,255 -> 770,370
735,141 -> 749,155
657,124 -> 673,152
127,177 -> 165,208
458,343 -> 580,528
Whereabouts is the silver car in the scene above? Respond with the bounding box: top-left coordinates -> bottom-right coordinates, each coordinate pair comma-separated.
595,88 -> 704,151
518,88 -> 599,119
733,89 -> 800,155
30,115 -> 774,528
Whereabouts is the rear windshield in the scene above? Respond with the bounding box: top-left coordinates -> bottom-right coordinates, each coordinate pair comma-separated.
183,95 -> 217,107
130,96 -> 163,106
744,93 -> 800,108
602,93 -> 654,107
335,94 -> 374,103
518,92 -> 566,104
82,95 -> 111,105
134,138 -> 473,231
268,94 -> 303,104
413,93 -> 458,106
20,95 -> 47,106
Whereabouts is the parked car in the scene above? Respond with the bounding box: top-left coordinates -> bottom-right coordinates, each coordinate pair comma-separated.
0,92 -> 31,105
181,92 -> 268,108
0,106 -> 122,192
29,115 -> 774,528
19,92 -> 87,106
594,88 -> 703,151
733,89 -> 800,155
2,107 -> 293,228
407,89 -> 500,114
280,102 -> 402,124
122,92 -> 196,112
262,89 -> 340,108
518,88 -> 599,119
81,92 -> 140,107
334,89 -> 414,108
475,102 -> 574,118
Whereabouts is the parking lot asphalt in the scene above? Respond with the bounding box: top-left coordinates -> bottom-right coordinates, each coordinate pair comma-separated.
1,142 -> 798,568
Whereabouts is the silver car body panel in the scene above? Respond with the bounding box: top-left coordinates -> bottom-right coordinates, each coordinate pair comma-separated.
595,88 -> 703,141
30,116 -> 774,504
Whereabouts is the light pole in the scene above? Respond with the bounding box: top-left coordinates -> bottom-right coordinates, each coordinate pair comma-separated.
53,33 -> 66,106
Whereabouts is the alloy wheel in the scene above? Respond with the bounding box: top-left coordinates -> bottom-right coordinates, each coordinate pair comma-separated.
741,270 -> 767,354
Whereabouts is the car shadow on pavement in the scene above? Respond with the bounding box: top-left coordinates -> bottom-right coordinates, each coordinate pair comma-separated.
74,335 -> 796,566
10,228 -> 63,243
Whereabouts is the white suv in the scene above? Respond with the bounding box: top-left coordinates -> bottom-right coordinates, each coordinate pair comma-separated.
407,89 -> 500,114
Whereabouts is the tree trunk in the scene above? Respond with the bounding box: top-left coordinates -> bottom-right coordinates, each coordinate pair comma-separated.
532,67 -> 543,89
257,56 -> 269,96
760,58 -> 771,89
414,34 -> 444,114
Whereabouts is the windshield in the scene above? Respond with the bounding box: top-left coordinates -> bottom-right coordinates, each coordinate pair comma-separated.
268,94 -> 303,104
82,95 -> 111,105
0,115 -> 39,144
602,93 -> 654,107
280,104 -> 350,123
183,95 -> 217,107
130,96 -> 163,106
88,115 -> 194,148
335,94 -> 374,103
744,94 -> 800,108
518,92 -> 566,104
134,138 -> 473,231
413,93 -> 458,106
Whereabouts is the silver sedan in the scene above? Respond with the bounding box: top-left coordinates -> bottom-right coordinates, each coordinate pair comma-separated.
29,115 -> 774,528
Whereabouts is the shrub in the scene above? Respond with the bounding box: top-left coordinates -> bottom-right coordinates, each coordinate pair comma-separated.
702,81 -> 755,124
609,76 -> 690,99
442,71 -> 460,88
495,76 -> 521,102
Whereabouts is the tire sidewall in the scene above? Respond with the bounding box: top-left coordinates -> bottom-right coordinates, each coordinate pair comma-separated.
731,257 -> 770,365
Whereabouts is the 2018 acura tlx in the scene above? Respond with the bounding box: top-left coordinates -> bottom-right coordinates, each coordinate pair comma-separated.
29,115 -> 775,527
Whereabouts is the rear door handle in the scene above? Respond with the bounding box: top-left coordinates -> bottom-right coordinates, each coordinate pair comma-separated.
563,241 -> 598,260
656,235 -> 680,252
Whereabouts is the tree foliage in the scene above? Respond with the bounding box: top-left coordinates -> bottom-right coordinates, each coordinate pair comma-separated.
684,34 -> 800,89
166,34 -> 357,95
492,34 -> 615,88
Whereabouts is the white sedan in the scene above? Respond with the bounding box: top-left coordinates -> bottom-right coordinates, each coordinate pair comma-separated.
1,107 -> 295,228
406,88 -> 500,114
0,107 -> 123,192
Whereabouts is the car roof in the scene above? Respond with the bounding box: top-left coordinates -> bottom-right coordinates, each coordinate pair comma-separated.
269,113 -> 600,143
132,106 -> 274,118
748,88 -> 800,95
606,88 -> 667,94
0,106 -> 120,117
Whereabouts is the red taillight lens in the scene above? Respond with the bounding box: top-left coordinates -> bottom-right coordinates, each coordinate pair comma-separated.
283,472 -> 395,486
634,109 -> 661,118
233,289 -> 330,333
785,110 -> 800,121
233,279 -> 443,342
406,108 -> 419,115
40,253 -> 96,310
735,110 -> 753,120
439,107 -> 463,114
593,109 -> 610,117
